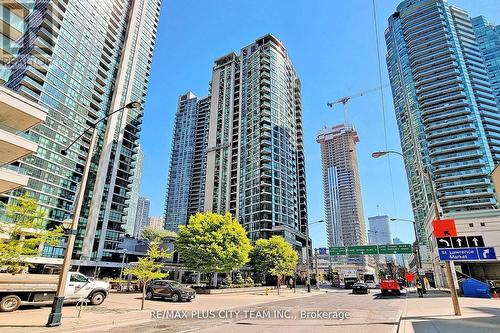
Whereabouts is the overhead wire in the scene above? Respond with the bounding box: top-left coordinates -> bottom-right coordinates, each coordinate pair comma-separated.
372,0 -> 398,216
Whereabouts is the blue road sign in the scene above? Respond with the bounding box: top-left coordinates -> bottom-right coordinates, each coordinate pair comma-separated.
477,247 -> 496,260
439,248 -> 478,261
439,247 -> 497,261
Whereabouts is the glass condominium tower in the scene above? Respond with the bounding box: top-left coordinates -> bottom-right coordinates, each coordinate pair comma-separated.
385,0 -> 500,242
204,34 -> 308,250
0,0 -> 161,268
164,92 -> 210,232
165,35 -> 308,250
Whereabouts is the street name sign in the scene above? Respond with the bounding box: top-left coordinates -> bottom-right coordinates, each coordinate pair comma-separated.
436,235 -> 485,249
329,244 -> 414,255
378,244 -> 413,254
329,246 -> 346,255
438,247 -> 497,261
347,245 -> 379,255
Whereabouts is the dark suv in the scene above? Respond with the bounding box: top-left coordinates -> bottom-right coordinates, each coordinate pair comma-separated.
145,280 -> 196,302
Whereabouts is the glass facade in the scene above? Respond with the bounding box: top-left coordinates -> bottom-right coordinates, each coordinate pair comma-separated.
0,0 -> 161,266
472,16 -> 500,107
385,0 -> 500,243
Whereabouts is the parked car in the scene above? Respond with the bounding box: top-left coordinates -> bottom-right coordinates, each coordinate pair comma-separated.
366,281 -> 377,289
146,280 -> 196,302
0,272 -> 110,312
352,282 -> 369,294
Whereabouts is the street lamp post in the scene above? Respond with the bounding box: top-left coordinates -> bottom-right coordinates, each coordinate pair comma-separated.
372,149 -> 461,315
46,102 -> 141,327
306,220 -> 324,293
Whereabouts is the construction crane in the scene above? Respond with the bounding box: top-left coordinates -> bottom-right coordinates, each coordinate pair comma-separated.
327,84 -> 390,124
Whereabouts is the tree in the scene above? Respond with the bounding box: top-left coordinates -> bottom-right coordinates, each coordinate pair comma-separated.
175,212 -> 251,285
124,241 -> 171,310
251,236 -> 298,294
141,227 -> 177,243
0,194 -> 63,273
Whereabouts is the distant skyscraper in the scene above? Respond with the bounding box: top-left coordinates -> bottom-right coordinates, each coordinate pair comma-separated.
126,147 -> 144,236
134,197 -> 150,239
368,215 -> 392,245
148,216 -> 165,230
164,92 -> 210,231
368,215 -> 394,263
385,0 -> 500,243
393,237 -> 409,268
166,35 -> 308,250
317,124 -> 367,264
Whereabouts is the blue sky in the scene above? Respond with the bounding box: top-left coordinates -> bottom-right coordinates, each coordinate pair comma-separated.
139,0 -> 500,248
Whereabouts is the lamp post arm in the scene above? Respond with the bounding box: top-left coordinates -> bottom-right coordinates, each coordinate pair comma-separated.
62,105 -> 128,154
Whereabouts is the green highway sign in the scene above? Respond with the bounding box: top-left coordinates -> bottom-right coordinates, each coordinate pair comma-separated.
378,244 -> 413,254
347,245 -> 378,255
329,244 -> 414,255
329,246 -> 346,255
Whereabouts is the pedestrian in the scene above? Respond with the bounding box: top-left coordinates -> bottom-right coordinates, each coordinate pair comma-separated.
289,277 -> 293,289
416,281 -> 423,298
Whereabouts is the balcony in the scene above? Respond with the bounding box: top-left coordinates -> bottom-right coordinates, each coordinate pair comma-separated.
0,167 -> 28,194
0,128 -> 38,165
0,86 -> 47,132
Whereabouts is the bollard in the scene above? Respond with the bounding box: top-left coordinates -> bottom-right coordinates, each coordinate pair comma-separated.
265,288 -> 269,295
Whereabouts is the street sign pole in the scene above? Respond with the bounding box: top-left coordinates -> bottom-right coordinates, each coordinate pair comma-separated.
428,170 -> 461,316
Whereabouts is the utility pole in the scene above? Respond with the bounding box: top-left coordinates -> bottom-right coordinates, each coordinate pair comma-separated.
427,170 -> 461,316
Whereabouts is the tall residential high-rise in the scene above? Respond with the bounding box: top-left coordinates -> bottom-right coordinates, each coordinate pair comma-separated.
165,35 -> 308,250
472,16 -> 500,104
0,1 -> 161,267
204,35 -> 308,249
126,147 -> 144,236
164,92 -> 210,231
317,124 -> 367,260
133,197 -> 150,239
385,0 -> 500,243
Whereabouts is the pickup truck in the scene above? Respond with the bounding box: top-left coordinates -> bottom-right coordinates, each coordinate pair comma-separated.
380,278 -> 401,296
0,272 -> 110,312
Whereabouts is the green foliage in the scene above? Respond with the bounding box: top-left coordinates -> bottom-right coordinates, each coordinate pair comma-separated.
124,241 -> 171,283
141,226 -> 177,242
0,194 -> 63,273
251,236 -> 298,279
124,241 -> 171,310
175,212 -> 251,273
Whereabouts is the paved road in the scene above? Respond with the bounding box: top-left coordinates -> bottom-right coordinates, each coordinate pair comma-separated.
108,289 -> 406,333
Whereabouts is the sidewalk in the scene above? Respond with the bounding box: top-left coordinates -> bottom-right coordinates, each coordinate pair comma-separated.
399,290 -> 500,333
0,287 -> 321,333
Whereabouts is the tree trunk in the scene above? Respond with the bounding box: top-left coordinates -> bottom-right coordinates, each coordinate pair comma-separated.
277,276 -> 280,295
141,283 -> 145,310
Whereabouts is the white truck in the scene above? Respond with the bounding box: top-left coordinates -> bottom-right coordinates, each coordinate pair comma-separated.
0,272 -> 110,312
